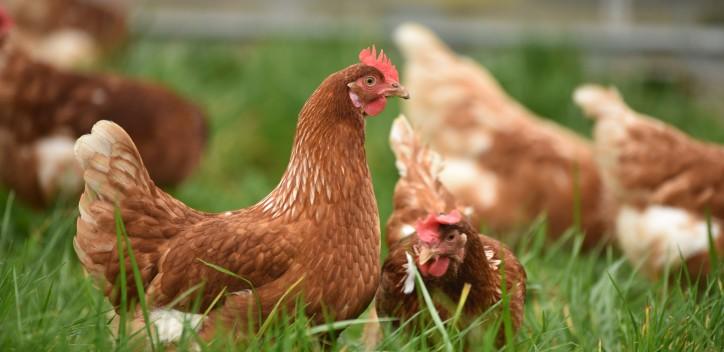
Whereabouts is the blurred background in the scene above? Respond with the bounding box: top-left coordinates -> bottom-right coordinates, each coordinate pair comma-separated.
3,0 -> 724,217
141,0 -> 724,100
129,0 -> 724,210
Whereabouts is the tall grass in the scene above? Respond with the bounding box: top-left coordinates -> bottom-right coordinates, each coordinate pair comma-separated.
0,38 -> 722,350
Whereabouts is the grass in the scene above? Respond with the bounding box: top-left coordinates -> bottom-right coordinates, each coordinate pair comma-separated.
1,37 -> 723,350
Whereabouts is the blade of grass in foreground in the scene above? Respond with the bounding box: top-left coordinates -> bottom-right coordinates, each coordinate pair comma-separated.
199,258 -> 263,323
412,260 -> 453,352
114,208 -> 129,347
0,192 -> 14,251
115,207 -> 157,351
257,275 -> 305,337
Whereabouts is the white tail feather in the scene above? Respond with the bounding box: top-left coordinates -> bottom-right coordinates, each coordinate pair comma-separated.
389,115 -> 443,178
574,84 -> 630,121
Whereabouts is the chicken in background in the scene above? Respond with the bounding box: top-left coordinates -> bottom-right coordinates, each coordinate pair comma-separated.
373,116 -> 525,346
73,47 -> 409,342
0,9 -> 207,208
394,23 -> 610,247
575,84 -> 723,280
1,0 -> 127,68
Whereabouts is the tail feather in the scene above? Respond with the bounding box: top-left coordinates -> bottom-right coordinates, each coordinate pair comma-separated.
573,84 -> 630,121
73,120 -> 198,304
393,22 -> 452,63
389,115 -> 443,181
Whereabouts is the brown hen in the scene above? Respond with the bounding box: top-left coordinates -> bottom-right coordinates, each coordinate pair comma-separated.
374,116 -> 526,346
575,84 -> 724,280
394,23 -> 610,247
73,47 -> 409,342
0,18 -> 206,208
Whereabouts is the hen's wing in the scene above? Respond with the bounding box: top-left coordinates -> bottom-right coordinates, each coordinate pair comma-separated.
575,84 -> 724,215
386,115 -> 461,246
477,235 -> 527,331
575,84 -> 724,278
74,121 -> 298,310
394,23 -> 608,243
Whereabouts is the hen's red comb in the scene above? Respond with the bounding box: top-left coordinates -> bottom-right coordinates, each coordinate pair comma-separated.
0,6 -> 14,34
415,210 -> 463,244
359,46 -> 399,82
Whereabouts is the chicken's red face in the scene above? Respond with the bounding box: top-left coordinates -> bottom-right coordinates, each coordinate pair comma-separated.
413,210 -> 468,278
348,46 -> 409,116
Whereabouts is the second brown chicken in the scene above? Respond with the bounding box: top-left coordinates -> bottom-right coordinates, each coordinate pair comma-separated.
394,23 -> 610,247
375,116 -> 526,346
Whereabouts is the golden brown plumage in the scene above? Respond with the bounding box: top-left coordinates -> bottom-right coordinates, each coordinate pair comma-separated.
394,23 -> 610,247
73,52 -> 409,341
375,116 -> 526,345
2,0 -> 126,67
575,84 -> 724,280
0,30 -> 207,208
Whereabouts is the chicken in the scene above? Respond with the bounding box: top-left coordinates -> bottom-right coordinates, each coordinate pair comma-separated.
1,0 -> 127,68
375,116 -> 526,345
575,84 -> 724,280
394,23 -> 609,246
0,14 -> 207,208
73,47 -> 409,341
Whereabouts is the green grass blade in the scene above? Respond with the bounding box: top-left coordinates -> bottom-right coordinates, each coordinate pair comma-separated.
257,275 -> 305,337
412,263 -> 453,352
114,207 -> 129,347
114,208 -> 157,350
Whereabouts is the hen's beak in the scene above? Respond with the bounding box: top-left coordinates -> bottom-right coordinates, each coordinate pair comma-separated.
386,82 -> 410,99
416,246 -> 437,265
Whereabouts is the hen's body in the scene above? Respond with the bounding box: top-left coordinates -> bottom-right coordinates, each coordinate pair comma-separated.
394,23 -> 609,246
74,64 -> 386,339
575,85 -> 724,279
375,117 -> 526,344
0,35 -> 207,207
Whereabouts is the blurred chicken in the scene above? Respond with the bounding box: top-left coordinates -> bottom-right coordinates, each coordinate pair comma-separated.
374,116 -> 526,346
575,84 -> 723,280
73,47 -> 408,341
1,0 -> 127,68
394,23 -> 610,246
0,12 -> 207,208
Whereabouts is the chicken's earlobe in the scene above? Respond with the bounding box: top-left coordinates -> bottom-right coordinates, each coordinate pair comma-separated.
402,252 -> 416,294
347,82 -> 362,108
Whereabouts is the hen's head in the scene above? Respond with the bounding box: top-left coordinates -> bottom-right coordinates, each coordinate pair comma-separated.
0,6 -> 13,37
413,210 -> 470,278
347,46 -> 409,116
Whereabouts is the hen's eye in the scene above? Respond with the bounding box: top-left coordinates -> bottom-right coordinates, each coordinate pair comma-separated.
446,233 -> 456,241
365,76 -> 376,86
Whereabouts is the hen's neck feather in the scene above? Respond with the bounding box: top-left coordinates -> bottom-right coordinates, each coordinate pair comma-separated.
255,65 -> 374,222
